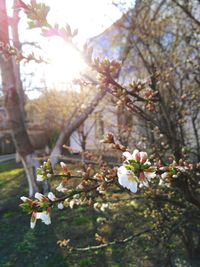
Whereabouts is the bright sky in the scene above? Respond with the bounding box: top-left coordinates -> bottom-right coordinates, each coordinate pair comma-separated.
46,0 -> 124,42
42,0 -> 125,88
7,0 -> 134,98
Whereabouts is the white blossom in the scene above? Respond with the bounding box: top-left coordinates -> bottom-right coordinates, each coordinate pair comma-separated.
30,212 -> 37,229
20,196 -> 29,202
123,149 -> 148,164
100,203 -> 109,212
58,203 -> 64,209
36,212 -> 51,225
48,192 -> 56,201
56,183 -> 67,193
30,211 -> 51,229
69,200 -> 75,209
117,166 -> 138,193
35,192 -> 44,201
37,175 -> 44,182
118,150 -> 156,193
60,161 -> 66,169
161,172 -> 170,180
93,203 -> 100,212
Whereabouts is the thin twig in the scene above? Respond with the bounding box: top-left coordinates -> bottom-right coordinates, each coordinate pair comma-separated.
71,228 -> 153,251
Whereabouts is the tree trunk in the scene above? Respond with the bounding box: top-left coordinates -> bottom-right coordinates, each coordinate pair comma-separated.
0,0 -> 39,196
50,88 -> 107,168
11,0 -> 26,118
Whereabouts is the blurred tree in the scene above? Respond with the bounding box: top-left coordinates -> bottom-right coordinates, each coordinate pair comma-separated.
0,0 -> 107,195
0,0 -> 39,196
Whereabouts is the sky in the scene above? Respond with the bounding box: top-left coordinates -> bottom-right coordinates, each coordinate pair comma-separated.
5,0 -> 134,98
45,0 -> 125,42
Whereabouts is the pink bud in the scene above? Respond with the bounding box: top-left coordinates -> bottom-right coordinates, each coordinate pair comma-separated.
139,171 -> 145,181
140,152 -> 148,164
135,152 -> 140,162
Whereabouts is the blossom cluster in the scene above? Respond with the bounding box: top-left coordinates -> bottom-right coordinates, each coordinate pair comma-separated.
117,149 -> 156,192
20,150 -> 191,229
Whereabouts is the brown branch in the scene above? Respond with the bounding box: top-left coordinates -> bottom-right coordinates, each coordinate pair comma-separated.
51,183 -> 100,203
71,228 -> 153,251
171,0 -> 200,27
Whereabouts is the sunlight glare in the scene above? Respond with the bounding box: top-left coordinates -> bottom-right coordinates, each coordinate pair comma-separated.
45,38 -> 85,87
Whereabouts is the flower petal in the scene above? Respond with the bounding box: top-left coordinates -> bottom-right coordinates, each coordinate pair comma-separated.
127,180 -> 138,193
56,183 -> 67,192
123,152 -> 133,161
30,212 -> 37,229
35,192 -> 44,201
117,166 -> 138,193
132,149 -> 140,161
58,203 -> 64,209
36,212 -> 51,225
48,192 -> 56,201
117,166 -> 129,186
161,172 -> 170,179
144,171 -> 156,181
20,196 -> 28,202
139,152 -> 148,164
37,175 -> 44,181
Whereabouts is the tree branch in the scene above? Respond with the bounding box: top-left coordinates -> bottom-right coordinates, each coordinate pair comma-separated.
71,228 -> 153,251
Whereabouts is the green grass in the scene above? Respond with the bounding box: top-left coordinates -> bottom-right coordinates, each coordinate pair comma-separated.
0,161 -> 116,267
0,161 -> 198,267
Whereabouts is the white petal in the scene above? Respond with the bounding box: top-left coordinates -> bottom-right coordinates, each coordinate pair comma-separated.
159,179 -> 164,186
122,152 -> 133,160
69,200 -> 75,209
144,171 -> 156,181
132,149 -> 140,161
35,192 -> 44,201
177,167 -> 187,172
20,196 -> 28,202
48,192 -> 56,201
58,203 -> 64,209
30,213 -> 37,229
36,212 -> 51,225
142,181 -> 149,187
117,166 -> 138,193
93,203 -> 100,212
127,180 -> 138,193
56,183 -> 67,192
139,152 -> 148,164
118,165 -> 128,176
117,166 -> 129,187
60,161 -> 66,168
161,172 -> 169,179
100,203 -> 109,212
30,219 -> 36,229
37,175 -> 44,182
